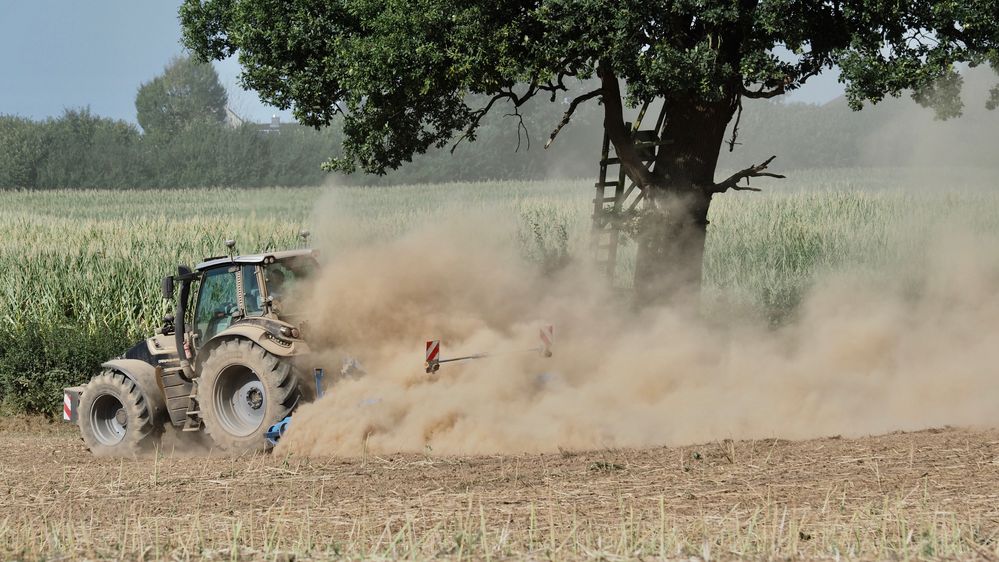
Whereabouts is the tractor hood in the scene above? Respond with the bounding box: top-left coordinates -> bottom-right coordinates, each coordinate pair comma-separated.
207,317 -> 310,359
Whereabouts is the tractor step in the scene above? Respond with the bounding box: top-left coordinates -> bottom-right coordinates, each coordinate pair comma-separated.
182,379 -> 202,432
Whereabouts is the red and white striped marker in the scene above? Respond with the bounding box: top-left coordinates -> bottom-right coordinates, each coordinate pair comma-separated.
425,340 -> 441,373
539,324 -> 554,357
63,392 -> 73,421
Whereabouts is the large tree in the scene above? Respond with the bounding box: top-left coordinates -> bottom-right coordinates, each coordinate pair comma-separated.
180,0 -> 999,304
136,54 -> 228,137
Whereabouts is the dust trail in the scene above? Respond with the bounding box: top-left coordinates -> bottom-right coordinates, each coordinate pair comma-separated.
278,210 -> 999,457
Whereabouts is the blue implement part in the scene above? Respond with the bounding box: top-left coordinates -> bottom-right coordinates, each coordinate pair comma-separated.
265,415 -> 292,446
265,368 -> 326,447
314,368 -> 325,399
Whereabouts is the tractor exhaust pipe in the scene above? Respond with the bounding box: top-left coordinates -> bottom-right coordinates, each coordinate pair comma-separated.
173,266 -> 195,378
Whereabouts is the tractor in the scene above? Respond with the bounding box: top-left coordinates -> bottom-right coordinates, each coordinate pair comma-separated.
63,242 -> 323,455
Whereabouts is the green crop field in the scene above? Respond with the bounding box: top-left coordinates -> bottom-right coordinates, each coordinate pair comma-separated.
2,167 -> 998,415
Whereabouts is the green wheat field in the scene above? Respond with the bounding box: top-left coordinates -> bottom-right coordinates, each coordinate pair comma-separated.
2,167 -> 998,414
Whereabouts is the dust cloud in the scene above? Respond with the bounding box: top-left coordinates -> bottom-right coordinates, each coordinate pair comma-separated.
275,69 -> 999,457
859,68 -> 999,171
275,198 -> 999,457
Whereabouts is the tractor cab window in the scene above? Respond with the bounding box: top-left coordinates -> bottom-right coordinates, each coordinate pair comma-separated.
242,266 -> 264,317
194,268 -> 238,341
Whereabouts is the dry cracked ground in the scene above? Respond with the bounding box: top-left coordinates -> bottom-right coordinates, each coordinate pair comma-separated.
1,418 -> 998,560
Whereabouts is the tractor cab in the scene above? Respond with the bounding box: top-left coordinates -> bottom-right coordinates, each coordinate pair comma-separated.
188,249 -> 318,345
158,247 -> 319,377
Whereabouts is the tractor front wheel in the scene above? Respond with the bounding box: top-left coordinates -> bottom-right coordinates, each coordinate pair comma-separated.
197,339 -> 300,453
78,371 -> 160,456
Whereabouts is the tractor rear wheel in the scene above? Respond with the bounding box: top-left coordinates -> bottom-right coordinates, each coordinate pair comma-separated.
197,339 -> 300,453
78,371 -> 160,456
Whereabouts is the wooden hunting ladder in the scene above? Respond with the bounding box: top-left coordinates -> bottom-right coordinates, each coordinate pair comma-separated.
591,102 -> 670,285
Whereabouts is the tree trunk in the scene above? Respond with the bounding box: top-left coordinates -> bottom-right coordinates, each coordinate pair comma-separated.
633,188 -> 712,306
632,99 -> 734,307
597,64 -> 738,307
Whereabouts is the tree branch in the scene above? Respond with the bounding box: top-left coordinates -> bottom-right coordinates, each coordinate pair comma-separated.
726,97 -> 743,152
505,108 -> 530,152
544,88 -> 602,149
450,92 -> 513,154
711,155 -> 785,194
742,57 -> 826,99
741,85 -> 786,99
449,83 -> 543,154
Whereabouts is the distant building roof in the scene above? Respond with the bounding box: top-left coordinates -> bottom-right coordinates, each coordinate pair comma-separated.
225,107 -> 246,128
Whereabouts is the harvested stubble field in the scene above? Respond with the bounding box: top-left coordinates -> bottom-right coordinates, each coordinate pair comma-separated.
2,422 -> 998,560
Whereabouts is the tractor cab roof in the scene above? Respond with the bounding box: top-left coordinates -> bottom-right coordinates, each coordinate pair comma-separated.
195,249 -> 318,272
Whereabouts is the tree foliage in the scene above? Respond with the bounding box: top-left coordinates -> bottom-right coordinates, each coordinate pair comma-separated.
179,0 -> 999,177
135,54 -> 229,136
0,115 -> 45,188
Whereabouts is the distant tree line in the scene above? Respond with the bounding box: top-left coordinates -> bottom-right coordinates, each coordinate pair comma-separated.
0,56 -> 345,189
0,109 -> 342,189
1,57 -> 996,190
0,104 -> 599,189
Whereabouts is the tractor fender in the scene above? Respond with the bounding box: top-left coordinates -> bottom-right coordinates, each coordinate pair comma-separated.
101,359 -> 169,425
208,324 -> 310,358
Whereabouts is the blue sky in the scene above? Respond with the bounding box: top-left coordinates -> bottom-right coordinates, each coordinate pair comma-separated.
0,0 -> 290,124
0,1 -> 844,125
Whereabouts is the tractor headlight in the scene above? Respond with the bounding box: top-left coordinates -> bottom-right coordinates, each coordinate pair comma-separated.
279,326 -> 301,339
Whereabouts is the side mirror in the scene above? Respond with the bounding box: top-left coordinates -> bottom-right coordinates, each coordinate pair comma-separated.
161,275 -> 174,300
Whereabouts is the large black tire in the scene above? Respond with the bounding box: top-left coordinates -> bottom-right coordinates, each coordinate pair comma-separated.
197,339 -> 300,453
78,371 -> 160,456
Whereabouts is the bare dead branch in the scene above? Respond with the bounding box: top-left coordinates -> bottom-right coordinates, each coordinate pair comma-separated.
449,82 -> 546,154
726,97 -> 743,152
505,109 -> 530,152
712,155 -> 785,194
450,92 -> 514,154
544,89 -> 602,149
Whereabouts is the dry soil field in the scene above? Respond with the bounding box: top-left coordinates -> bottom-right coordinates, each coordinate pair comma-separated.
2,420 -> 998,560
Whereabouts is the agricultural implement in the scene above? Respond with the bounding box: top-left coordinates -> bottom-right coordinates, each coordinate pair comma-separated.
63,240 -> 553,455
263,326 -> 555,445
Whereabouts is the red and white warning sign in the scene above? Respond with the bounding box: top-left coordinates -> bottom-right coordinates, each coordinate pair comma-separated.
423,325 -> 553,373
425,340 -> 441,373
61,387 -> 83,424
63,392 -> 73,421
